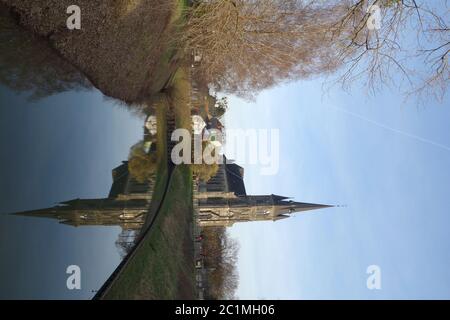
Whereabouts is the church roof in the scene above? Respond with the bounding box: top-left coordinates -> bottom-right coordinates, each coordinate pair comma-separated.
271,194 -> 290,201
108,161 -> 129,198
225,162 -> 246,196
273,214 -> 290,221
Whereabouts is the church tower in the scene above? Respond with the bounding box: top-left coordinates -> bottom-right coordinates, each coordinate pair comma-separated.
196,193 -> 331,227
12,162 -> 154,230
195,156 -> 332,227
13,158 -> 332,229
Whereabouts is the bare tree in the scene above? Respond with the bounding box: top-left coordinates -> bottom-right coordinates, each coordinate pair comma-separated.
328,0 -> 449,101
179,0 -> 343,98
192,162 -> 220,182
180,0 -> 449,101
115,229 -> 139,259
203,227 -> 239,299
128,141 -> 158,183
212,96 -> 229,118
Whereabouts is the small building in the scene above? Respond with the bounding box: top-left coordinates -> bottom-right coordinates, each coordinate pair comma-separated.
192,49 -> 202,63
206,117 -> 223,131
144,115 -> 157,136
192,115 -> 207,135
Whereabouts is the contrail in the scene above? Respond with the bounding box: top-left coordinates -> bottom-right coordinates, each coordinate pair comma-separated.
328,105 -> 450,152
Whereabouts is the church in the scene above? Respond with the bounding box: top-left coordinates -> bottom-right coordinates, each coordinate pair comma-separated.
196,156 -> 331,227
13,157 -> 331,229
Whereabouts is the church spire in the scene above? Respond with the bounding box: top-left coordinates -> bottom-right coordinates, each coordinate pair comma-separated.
197,194 -> 333,227
269,195 -> 333,218
282,200 -> 333,214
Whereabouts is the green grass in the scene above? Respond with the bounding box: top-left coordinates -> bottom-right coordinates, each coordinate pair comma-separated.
142,96 -> 169,231
169,67 -> 192,129
170,0 -> 189,25
102,165 -> 194,299
101,62 -> 195,300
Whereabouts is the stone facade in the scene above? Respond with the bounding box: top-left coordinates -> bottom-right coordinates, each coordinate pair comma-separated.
14,162 -> 153,230
14,159 -> 331,229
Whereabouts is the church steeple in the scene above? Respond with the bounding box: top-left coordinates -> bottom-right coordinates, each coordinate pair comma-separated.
273,197 -> 333,215
12,160 -> 333,229
197,193 -> 333,227
12,198 -> 149,229
11,162 -> 153,230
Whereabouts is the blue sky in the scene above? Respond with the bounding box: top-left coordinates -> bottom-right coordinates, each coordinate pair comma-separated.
225,78 -> 450,299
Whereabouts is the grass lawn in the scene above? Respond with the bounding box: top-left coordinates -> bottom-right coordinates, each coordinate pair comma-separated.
168,67 -> 193,129
101,64 -> 195,300
102,165 -> 194,299
142,95 -> 169,231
